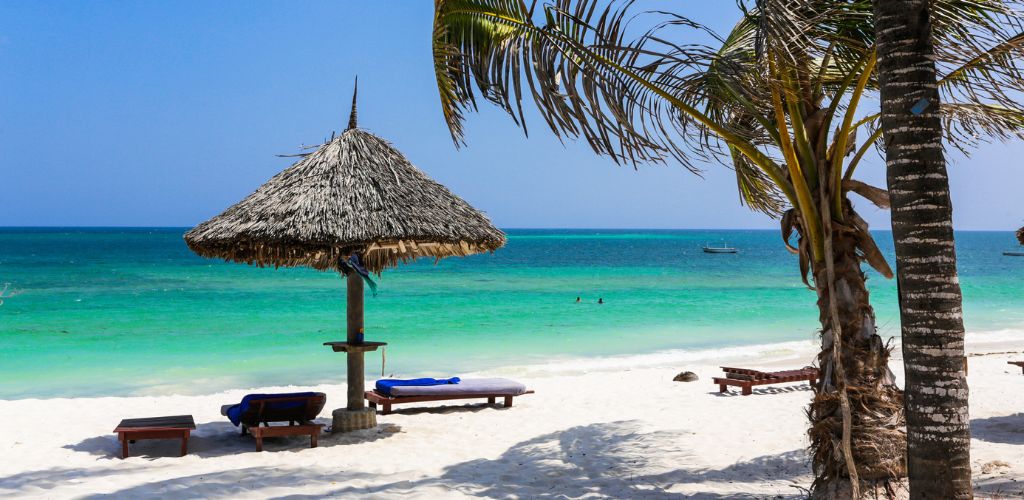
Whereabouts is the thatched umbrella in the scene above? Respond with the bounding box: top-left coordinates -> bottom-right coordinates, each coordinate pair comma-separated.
185,83 -> 505,432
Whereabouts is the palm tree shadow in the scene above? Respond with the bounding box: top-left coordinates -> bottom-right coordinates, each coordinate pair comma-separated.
973,478 -> 1024,498
0,465 -> 146,497
63,418 -> 402,460
30,421 -> 810,499
971,413 -> 1024,445
281,420 -> 810,499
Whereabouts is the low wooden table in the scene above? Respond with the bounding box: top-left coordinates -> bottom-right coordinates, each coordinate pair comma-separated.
113,415 -> 195,459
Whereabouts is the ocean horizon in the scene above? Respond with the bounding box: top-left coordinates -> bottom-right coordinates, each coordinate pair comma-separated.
2,227 -> 1022,399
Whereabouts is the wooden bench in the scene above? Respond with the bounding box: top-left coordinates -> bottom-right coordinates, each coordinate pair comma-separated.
113,415 -> 195,459
712,366 -> 818,396
1009,361 -> 1024,374
365,389 -> 534,415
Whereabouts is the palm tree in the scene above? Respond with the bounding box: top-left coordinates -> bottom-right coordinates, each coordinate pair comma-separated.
874,2 -> 977,498
432,0 -> 1024,495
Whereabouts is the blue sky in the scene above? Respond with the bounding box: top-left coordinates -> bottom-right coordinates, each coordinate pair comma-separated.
1,1 -> 1021,229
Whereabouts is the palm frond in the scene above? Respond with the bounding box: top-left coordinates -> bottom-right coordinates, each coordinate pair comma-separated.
433,0 -> 1024,228
434,0 -> 675,167
731,143 -> 787,216
941,103 -> 1024,154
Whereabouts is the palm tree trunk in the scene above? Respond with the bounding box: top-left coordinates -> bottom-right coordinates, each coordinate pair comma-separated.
808,217 -> 906,498
874,1 -> 973,498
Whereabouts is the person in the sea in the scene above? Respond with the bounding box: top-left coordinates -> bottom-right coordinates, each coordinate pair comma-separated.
576,296 -> 582,303
598,298 -> 604,304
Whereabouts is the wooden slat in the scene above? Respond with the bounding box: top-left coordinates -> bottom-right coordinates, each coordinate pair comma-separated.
726,373 -> 757,381
713,367 -> 818,396
721,366 -> 770,378
114,415 -> 195,432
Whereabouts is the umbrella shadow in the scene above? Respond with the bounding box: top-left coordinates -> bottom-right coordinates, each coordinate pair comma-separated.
63,418 -> 402,460
971,413 -> 1024,445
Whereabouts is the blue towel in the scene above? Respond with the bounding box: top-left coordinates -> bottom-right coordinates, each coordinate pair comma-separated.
375,377 -> 460,396
225,392 -> 319,427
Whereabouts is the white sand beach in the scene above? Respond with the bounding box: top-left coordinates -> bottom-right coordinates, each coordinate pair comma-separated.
1,334 -> 1022,499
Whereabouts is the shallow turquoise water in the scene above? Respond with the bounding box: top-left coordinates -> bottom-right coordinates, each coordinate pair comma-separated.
1,228 -> 1022,399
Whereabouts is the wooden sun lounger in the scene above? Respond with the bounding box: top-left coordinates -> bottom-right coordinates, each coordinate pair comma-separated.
222,394 -> 325,452
1009,361 -> 1024,374
365,389 -> 534,415
712,366 -> 819,395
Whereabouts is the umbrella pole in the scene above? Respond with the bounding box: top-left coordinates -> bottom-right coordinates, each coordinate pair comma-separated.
330,271 -> 377,433
346,271 -> 365,410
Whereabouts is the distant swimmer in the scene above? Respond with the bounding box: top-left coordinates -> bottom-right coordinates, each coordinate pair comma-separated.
598,298 -> 604,304
575,296 -> 581,303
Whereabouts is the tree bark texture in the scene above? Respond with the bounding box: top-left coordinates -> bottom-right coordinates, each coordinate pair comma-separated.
808,212 -> 906,498
874,1 -> 973,498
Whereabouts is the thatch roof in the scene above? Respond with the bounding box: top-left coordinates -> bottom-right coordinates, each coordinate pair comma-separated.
185,91 -> 505,273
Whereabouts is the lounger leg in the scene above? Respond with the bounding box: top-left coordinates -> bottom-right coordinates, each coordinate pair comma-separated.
180,432 -> 189,457
255,429 -> 263,452
504,396 -> 513,408
488,397 -> 496,405
742,384 -> 752,396
382,403 -> 391,415
120,434 -> 128,459
241,425 -> 247,437
718,384 -> 727,393
311,429 -> 319,449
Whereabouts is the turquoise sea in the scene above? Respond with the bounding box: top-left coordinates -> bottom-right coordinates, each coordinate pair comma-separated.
1,228 -> 1022,399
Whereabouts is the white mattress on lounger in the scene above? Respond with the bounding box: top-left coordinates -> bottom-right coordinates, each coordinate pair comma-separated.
387,378 -> 527,397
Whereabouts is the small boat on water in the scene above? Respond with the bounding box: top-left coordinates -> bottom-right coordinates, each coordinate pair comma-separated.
703,243 -> 738,254
1004,251 -> 1024,256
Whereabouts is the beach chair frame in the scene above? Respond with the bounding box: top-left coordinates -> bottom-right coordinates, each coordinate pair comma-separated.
712,366 -> 819,396
237,394 -> 325,451
364,389 -> 534,415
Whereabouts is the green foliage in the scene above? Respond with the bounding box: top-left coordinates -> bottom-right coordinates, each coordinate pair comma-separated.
433,0 -> 1024,279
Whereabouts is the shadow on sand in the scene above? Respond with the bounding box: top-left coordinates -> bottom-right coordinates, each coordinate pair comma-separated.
62,418 -> 402,460
377,400 -> 519,416
710,384 -> 814,397
973,478 -> 1024,499
971,413 -> 1024,445
1,420 -> 813,499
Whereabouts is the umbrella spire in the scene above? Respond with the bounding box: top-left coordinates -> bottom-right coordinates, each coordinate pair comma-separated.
347,77 -> 358,130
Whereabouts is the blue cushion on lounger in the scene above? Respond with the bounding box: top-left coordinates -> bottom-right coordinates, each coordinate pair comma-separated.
375,377 -> 461,396
223,392 -> 320,427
